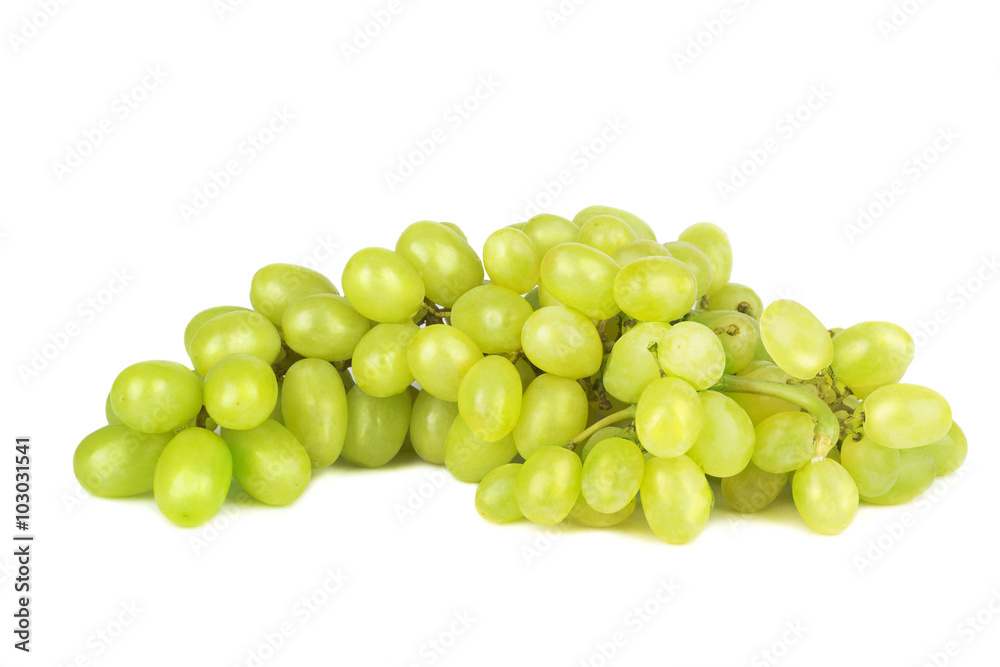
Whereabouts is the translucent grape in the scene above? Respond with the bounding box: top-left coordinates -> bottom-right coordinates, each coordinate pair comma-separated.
640,455 -> 713,544
458,355 -> 522,442
752,411 -> 816,474
522,214 -> 580,256
189,309 -> 282,376
515,446 -> 582,525
154,428 -> 232,527
862,383 -> 952,448
482,227 -> 540,294
662,241 -> 713,297
513,374 -> 589,458
677,222 -> 731,295
860,449 -> 937,505
339,386 -> 413,468
603,322 -> 671,403
832,321 -> 915,391
840,435 -> 900,497
281,358 -> 348,468
655,321 -> 726,390
919,422 -> 967,476
538,242 -> 620,320
183,305 -> 247,354
203,354 -> 278,431
578,214 -> 638,255
579,427 -> 627,462
407,324 -> 482,401
581,437 -> 644,513
475,464 -> 523,523
74,425 -> 173,497
409,390 -> 459,465
341,247 -> 426,323
572,205 -> 657,241
613,256 -> 698,323
396,220 -> 484,307
792,459 -> 858,534
721,461 -> 787,513
569,494 -> 636,527
444,416 -> 517,483
686,391 -> 755,478
726,362 -> 799,425
282,294 -> 370,361
635,377 -> 703,457
110,360 -> 203,434
351,322 -> 419,397
250,263 -> 338,326
704,283 -> 763,320
520,306 -> 603,379
759,299 -> 834,380
693,310 -> 759,374
612,240 -> 672,266
450,284 -> 533,354
222,420 -> 312,506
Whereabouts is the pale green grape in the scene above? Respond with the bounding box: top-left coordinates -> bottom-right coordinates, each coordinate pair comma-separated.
154,427 -> 232,527
444,416 -> 517,483
919,422 -> 967,476
281,358 -> 348,468
832,322 -> 915,391
513,374 -> 588,458
451,285 -> 533,354
74,425 -> 173,497
351,322 -> 419,397
203,354 -> 278,431
222,420 -> 311,505
111,360 -> 203,434
860,449 -> 937,505
612,240 -> 672,266
704,283 -> 763,320
250,263 -> 338,326
396,221 -> 484,307
579,427 -> 627,462
726,362 -> 799,425
581,437 -> 644,513
840,435 -> 900,497
640,455 -> 713,544
686,391 -> 755,477
538,242 -> 620,319
104,392 -> 121,425
340,386 -> 412,468
677,222 -> 732,295
656,322 -> 726,390
522,213 -> 580,256
441,221 -> 466,239
458,355 -> 522,442
341,247 -> 426,323
693,310 -> 759,374
572,205 -> 657,241
282,294 -> 370,361
603,322 -> 671,403
184,305 -> 247,354
515,446 -> 582,525
409,390 -> 459,464
569,494 -> 636,527
862,383 -> 952,448
578,214 -> 638,255
792,459 -> 858,534
614,256 -> 698,323
407,324 -> 483,401
482,228 -> 540,294
721,461 -> 787,513
189,309 -> 282,376
475,464 -> 523,523
636,377 -> 703,457
752,411 -> 816,474
662,241 -> 714,297
521,306 -> 603,379
759,299 -> 834,380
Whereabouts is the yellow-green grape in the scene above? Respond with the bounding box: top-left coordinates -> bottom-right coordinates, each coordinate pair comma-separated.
450,285 -> 533,354
569,493 -> 636,527
440,221 -> 466,239
572,205 -> 657,241
409,390 -> 459,464
538,242 -> 620,320
482,228 -> 540,294
640,455 -> 713,544
656,322 -> 726,390
281,358 -> 348,468
841,435 -> 900,497
407,324 -> 483,401
104,392 -> 121,425
475,464 -> 523,523
919,422 -> 967,476
396,221 -> 484,307
704,283 -> 763,320
726,362 -> 800,425
183,305 -> 247,354
74,425 -> 173,497
614,256 -> 698,323
249,263 -> 339,326
351,322 -> 419,397
612,240 -> 672,266
515,446 -> 582,525
832,322 -> 915,391
581,437 -> 644,513
579,427 -> 627,462
759,299 -> 834,381
677,222 -> 732,295
281,294 -> 370,361
203,354 -> 278,431
603,322 -> 672,403
222,420 -> 311,506
578,214 -> 639,255
721,461 -> 787,513
189,309 -> 282,376
752,412 -> 816,474
457,356 -> 522,442
636,377 -> 703,457
110,360 -> 203,434
860,449 -> 937,505
693,310 -> 759,374
341,247 -> 426,323
522,213 -> 580,256
792,459 -> 858,535
444,416 -> 517,483
521,306 -> 603,379
686,391 -> 755,477
662,241 -> 714,298
514,357 -> 537,391
513,374 -> 588,458
862,383 -> 952,448
339,386 -> 412,467
154,428 -> 232,527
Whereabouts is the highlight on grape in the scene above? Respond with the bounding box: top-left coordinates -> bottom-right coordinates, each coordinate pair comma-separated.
73,206 -> 967,543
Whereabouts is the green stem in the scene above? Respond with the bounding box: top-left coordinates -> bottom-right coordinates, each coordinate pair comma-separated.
565,405 -> 637,450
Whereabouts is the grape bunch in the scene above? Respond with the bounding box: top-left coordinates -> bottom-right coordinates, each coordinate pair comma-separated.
74,207 -> 966,542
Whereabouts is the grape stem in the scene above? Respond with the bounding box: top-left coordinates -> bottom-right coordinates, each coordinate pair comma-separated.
564,405 -> 637,451
712,374 -> 839,459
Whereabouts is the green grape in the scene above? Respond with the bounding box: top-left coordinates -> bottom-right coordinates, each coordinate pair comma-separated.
514,357 -> 537,391
579,427 -> 627,462
726,362 -> 799,425
407,324 -> 483,401
759,299 -> 834,380
704,283 -> 763,320
451,285 -> 533,354
840,435 -> 900,497
282,294 -> 370,361
569,493 -> 636,527
538,242 -> 620,319
686,391 -> 755,477
752,411 -> 816,474
693,310 -> 759,374
341,247 -> 426,323
919,422 -> 967,476
614,257 -> 698,323
792,459 -> 858,535
396,221 -> 484,307
572,205 -> 657,241
457,356 -> 522,442
515,446 -> 582,525
662,241 -> 714,298
612,240 -> 672,266
578,214 -> 639,255
339,386 -> 412,467
860,449 -> 937,505
250,263 -> 339,326
603,322 -> 671,403
184,305 -> 247,354
409,390 -> 459,464
522,213 -> 580,256
74,425 -> 173,497
104,392 -> 121,425
640,455 -> 713,544
521,306 -> 603,379
440,221 -> 466,239
222,420 -> 311,506
581,437 -> 644,513
832,322 -> 915,391
862,383 -> 952,448
636,377 -> 703,457
110,360 -> 203,434
677,222 -> 732,295
482,228 -> 540,294
203,354 -> 278,431
351,322 -> 419,397
475,464 -> 523,523
444,416 -> 517,483
513,374 -> 588,458
154,428 -> 232,527
281,358 -> 348,468
721,461 -> 787,513
656,321 -> 726,390
189,309 -> 282,376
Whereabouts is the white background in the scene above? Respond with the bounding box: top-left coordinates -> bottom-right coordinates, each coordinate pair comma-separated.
2,1 -> 998,665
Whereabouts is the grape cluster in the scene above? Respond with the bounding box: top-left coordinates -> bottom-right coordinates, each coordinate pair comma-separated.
74,207 -> 966,541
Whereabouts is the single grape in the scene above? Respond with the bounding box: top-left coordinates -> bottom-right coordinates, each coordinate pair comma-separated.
579,427 -> 627,462
513,374 -> 589,458
450,284 -> 533,354
475,464 -> 523,523
74,425 -> 173,497
862,383 -> 952,448
183,305 -> 247,355
655,321 -> 726,390
110,360 -> 203,434
721,461 -> 787,513
250,263 -> 338,326
351,322 -> 419,397
409,390 -> 459,465
759,299 -> 834,380
341,247 -> 426,323
538,242 -> 620,320
635,377 -> 703,457
396,221 -> 484,307
677,222 -> 731,295
840,435 -> 900,497
282,294 -> 370,361
522,214 -> 580,256
860,449 -> 937,505
603,322 -> 672,403
614,256 -> 698,323
792,458 -> 858,535
581,437 -> 644,513
572,205 -> 657,241
281,358 -> 348,468
569,493 -> 636,527
704,283 -> 763,320
752,411 -> 816,474
640,455 -> 713,544
339,386 -> 412,468
686,391 -> 755,477
222,420 -> 312,506
578,214 -> 638,255
188,309 -> 282,376
725,362 -> 800,425
407,324 -> 483,401
662,241 -> 713,297
203,354 -> 278,431
458,355 -> 522,442
918,422 -> 967,476
154,427 -> 232,527
612,240 -> 672,266
444,416 -> 517,483
515,446 -> 582,525
482,228 -> 540,294
693,310 -> 759,374
521,306 -> 603,379
831,321 -> 914,394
